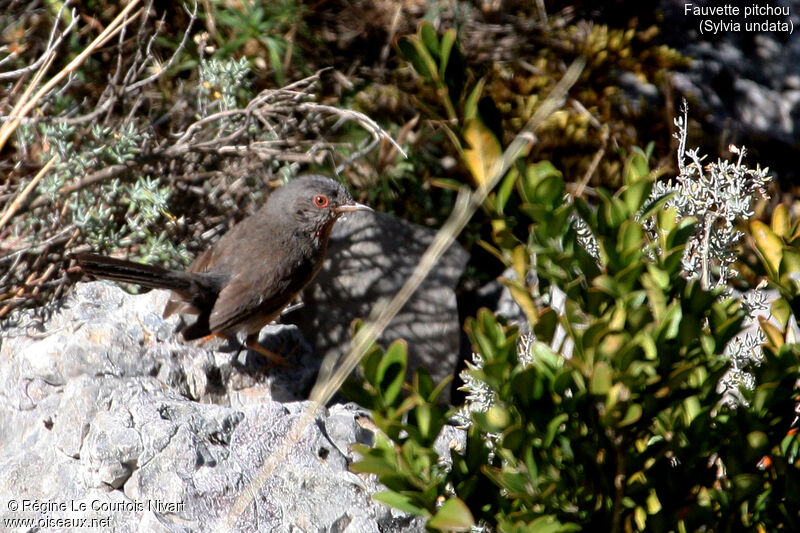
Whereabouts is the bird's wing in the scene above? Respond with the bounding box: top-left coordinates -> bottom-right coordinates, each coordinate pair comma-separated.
207,267 -> 299,335
188,245 -> 217,274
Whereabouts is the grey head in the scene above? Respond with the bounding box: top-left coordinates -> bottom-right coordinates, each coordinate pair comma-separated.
266,175 -> 371,237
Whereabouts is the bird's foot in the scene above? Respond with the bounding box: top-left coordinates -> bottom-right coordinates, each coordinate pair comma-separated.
245,335 -> 291,368
197,332 -> 226,345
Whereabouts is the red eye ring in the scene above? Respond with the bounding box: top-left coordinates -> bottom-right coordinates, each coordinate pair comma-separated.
313,194 -> 329,208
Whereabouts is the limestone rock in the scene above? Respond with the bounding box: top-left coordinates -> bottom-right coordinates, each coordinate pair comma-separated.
0,282 -> 425,532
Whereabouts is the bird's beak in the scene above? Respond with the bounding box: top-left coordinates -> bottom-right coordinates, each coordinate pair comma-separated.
333,202 -> 373,214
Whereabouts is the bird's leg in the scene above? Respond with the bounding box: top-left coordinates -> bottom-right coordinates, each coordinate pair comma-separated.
245,333 -> 290,368
195,332 -> 289,368
194,332 -> 231,349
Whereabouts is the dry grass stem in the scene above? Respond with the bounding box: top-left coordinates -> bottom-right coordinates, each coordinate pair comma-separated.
0,156 -> 57,231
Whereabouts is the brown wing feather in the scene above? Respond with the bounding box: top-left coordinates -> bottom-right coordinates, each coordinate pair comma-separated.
163,222 -> 243,316
208,239 -> 324,335
208,271 -> 296,334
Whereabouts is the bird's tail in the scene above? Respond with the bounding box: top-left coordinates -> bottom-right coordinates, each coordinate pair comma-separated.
74,253 -> 193,293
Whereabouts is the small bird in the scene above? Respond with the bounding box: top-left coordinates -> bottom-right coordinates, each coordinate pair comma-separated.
75,175 -> 372,363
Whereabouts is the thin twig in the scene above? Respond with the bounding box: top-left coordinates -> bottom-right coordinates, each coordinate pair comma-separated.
297,102 -> 408,159
573,125 -> 608,198
125,0 -> 198,93
0,156 -> 57,231
0,2 -> 79,81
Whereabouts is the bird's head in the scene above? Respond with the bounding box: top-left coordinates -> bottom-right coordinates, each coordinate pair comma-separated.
270,175 -> 372,241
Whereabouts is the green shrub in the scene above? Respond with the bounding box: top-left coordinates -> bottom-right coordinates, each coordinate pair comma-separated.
342,59 -> 799,526
347,153 -> 800,530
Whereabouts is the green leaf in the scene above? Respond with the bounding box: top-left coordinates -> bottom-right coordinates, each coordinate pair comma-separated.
759,316 -> 784,348
731,474 -> 763,500
597,189 -> 627,231
439,28 -> 465,102
665,217 -> 696,250
351,455 -> 399,477
520,161 -> 562,204
639,187 -> 674,220
377,340 -> 408,407
780,248 -> 800,280
617,403 -> 642,427
414,365 -> 435,399
771,296 -> 792,328
494,166 -> 518,213
439,28 -> 458,79
373,491 -> 431,517
544,413 -> 569,447
751,220 -> 783,278
623,147 -> 651,185
464,118 -> 502,189
534,175 -> 564,207
593,275 -> 621,298
621,179 -> 653,215
397,35 -> 437,80
533,308 -> 559,343
771,203 -> 792,238
484,405 -> 511,432
419,21 -> 440,59
646,264 -> 669,290
428,498 -> 474,531
590,362 -> 612,395
523,515 -> 582,533
464,77 -> 486,121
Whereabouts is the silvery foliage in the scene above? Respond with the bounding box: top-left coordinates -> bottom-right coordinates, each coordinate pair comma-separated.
198,56 -> 250,115
570,211 -> 600,259
455,323 -> 537,429
454,351 -> 495,426
655,101 -> 771,402
654,101 -> 771,292
27,107 -> 186,268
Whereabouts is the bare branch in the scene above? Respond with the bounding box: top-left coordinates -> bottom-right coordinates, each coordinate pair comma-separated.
125,0 -> 198,93
0,3 -> 79,81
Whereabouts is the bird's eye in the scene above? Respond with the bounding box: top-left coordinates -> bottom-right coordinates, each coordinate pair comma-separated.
313,194 -> 329,208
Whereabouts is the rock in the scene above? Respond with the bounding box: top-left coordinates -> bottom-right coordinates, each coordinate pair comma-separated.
0,282 -> 426,532
285,210 -> 469,394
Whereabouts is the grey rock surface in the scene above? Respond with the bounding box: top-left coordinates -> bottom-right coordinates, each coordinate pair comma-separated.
285,210 -> 469,394
0,282 -> 426,532
659,0 -> 800,181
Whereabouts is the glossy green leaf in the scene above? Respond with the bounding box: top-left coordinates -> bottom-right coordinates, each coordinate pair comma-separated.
533,307 -> 559,343
771,296 -> 791,328
621,179 -> 652,215
617,403 -> 642,427
373,491 -> 431,517
771,203 -> 792,238
544,413 -> 569,447
623,148 -> 651,185
419,21 -> 439,58
494,166 -> 518,213
397,34 -> 437,80
590,362 -> 612,395
464,77 -> 486,121
751,220 -> 783,278
377,340 -> 408,407
534,174 -> 564,207
428,498 -> 474,531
